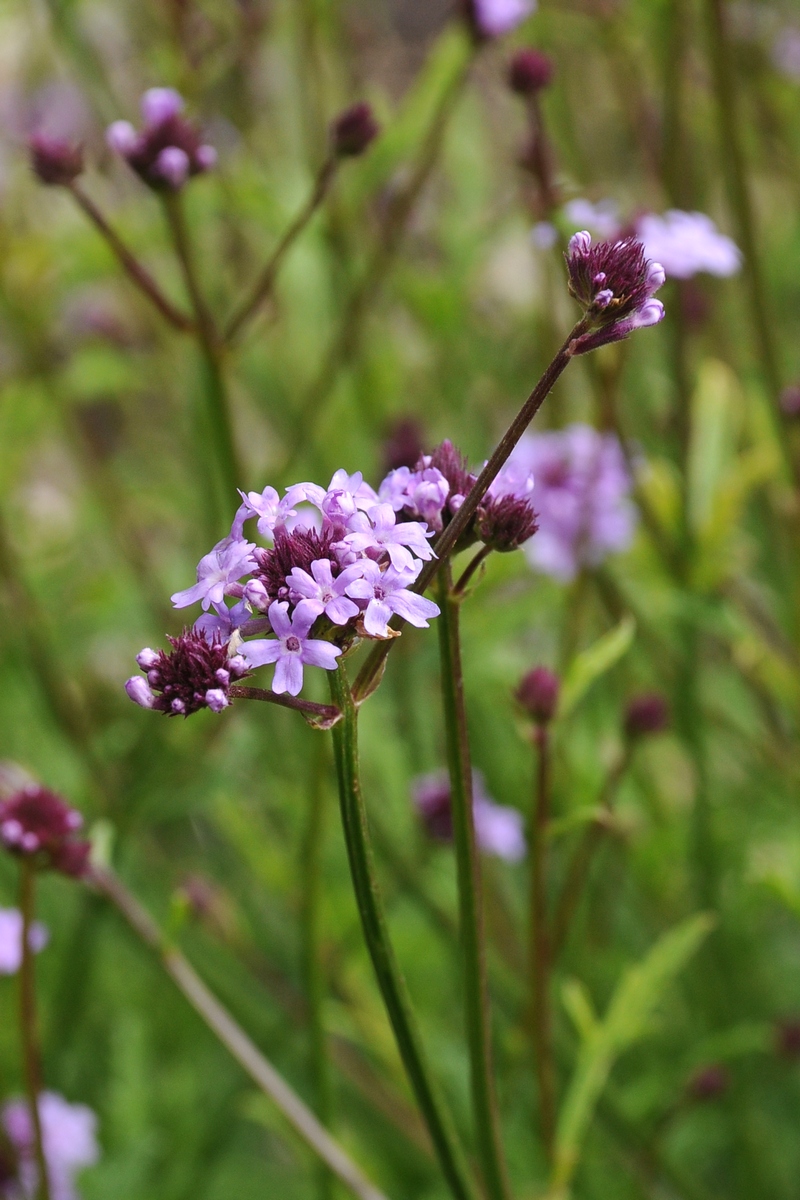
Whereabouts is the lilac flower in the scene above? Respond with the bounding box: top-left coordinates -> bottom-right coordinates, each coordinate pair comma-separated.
773,27 -> 800,81
230,486 -> 295,541
0,788 -> 90,879
286,560 -> 362,625
467,0 -> 537,39
413,772 -> 525,861
3,1091 -> 98,1200
344,561 -> 440,637
171,538 -> 256,611
0,909 -> 48,976
342,504 -> 435,571
240,602 -> 341,696
635,211 -> 741,279
193,600 -> 251,643
562,198 -> 620,241
506,424 -> 636,581
531,222 -> 558,250
379,467 -> 451,531
106,87 -> 216,191
125,629 -> 250,716
565,232 -> 665,353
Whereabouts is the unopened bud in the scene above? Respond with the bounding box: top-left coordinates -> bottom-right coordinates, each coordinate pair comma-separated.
686,1064 -> 729,1102
29,134 -> 84,186
775,1019 -> 800,1060
516,666 -> 560,724
125,676 -> 155,709
509,49 -> 554,95
780,384 -> 800,419
624,692 -> 669,738
331,103 -> 380,158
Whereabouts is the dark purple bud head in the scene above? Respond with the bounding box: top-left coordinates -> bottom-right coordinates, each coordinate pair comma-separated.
0,785 -> 90,877
412,775 -> 454,842
775,1018 -> 800,1060
624,692 -> 669,739
686,1063 -> 730,1102
331,103 -> 380,158
29,133 -> 84,186
476,494 -> 538,552
516,666 -> 560,724
780,384 -> 800,419
383,416 -> 426,474
126,628 -> 250,718
509,49 -> 554,95
565,232 -> 665,352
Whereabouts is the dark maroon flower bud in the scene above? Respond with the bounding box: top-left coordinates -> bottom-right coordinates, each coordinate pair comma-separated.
509,49 -> 554,95
29,133 -> 84,186
780,384 -> 800,419
624,692 -> 669,739
516,666 -> 560,724
330,103 -> 380,158
126,629 -> 250,717
476,494 -> 538,552
0,786 -> 90,878
383,417 -> 425,474
775,1018 -> 800,1060
686,1063 -> 730,1101
565,232 -> 665,353
256,527 -> 341,601
413,775 -> 453,841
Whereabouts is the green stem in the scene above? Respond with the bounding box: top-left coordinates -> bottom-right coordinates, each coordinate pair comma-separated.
529,726 -> 555,1163
162,192 -> 242,512
327,662 -> 479,1200
436,568 -> 512,1200
301,738 -> 336,1200
19,863 -> 51,1200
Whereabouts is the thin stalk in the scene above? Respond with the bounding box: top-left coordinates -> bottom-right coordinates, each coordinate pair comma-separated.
19,863 -> 51,1200
435,567 -> 511,1200
301,738 -> 336,1200
229,684 -> 341,729
91,867 -> 390,1200
225,158 -> 338,343
67,182 -> 194,332
529,726 -> 555,1163
327,663 -> 479,1200
453,546 -> 492,597
353,319 -> 588,702
161,191 -> 242,508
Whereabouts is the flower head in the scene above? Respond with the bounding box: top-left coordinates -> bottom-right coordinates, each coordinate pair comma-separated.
624,692 -> 669,738
475,494 -> 538,552
241,601 -> 341,696
686,1064 -> 730,1102
171,538 -> 256,611
465,0 -> 536,40
3,1091 -> 98,1200
516,666 -> 560,724
0,787 -> 90,878
565,233 -> 665,353
562,198 -> 620,241
0,909 -> 48,975
635,211 -> 741,279
413,773 -> 525,861
126,629 -> 249,717
29,134 -> 84,187
344,560 -> 440,638
508,48 -> 554,95
330,103 -> 380,157
106,87 -> 216,191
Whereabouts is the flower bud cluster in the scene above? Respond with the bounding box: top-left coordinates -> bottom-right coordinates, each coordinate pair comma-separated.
127,469 -> 441,706
28,134 -> 84,186
0,786 -> 90,878
565,232 -> 665,354
107,88 -> 216,191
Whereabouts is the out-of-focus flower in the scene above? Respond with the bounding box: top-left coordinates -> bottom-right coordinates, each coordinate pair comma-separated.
126,630 -> 250,717
0,788 -> 90,878
531,221 -> 558,249
28,134 -> 83,186
624,692 -> 669,738
635,211 -> 741,279
686,1064 -> 730,1102
106,87 -> 216,191
772,27 -> 800,81
0,909 -> 48,975
780,384 -> 800,419
464,0 -> 536,39
508,48 -> 554,94
382,418 -> 425,475
330,103 -> 380,157
565,232 -> 665,353
3,1091 -> 98,1200
413,773 -> 526,861
504,425 -> 636,581
562,198 -> 620,240
516,666 -> 560,724
775,1018 -> 800,1060
475,494 -> 538,552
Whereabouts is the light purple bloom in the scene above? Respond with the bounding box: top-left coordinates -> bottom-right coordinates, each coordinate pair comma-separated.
379,467 -> 451,531
0,909 -> 48,975
171,538 -> 256,611
531,221 -> 558,250
105,120 -> 138,156
286,560 -> 362,626
240,601 -> 341,695
231,486 -> 295,541
3,1091 -> 99,1200
193,600 -> 252,642
472,0 -> 536,38
342,504 -> 434,570
344,561 -> 440,637
140,87 -> 184,126
155,146 -> 190,188
506,424 -> 636,581
562,198 -> 620,240
413,772 -> 525,861
773,27 -> 800,81
635,211 -> 741,279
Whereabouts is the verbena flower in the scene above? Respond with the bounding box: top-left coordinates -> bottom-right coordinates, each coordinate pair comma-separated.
241,601 -> 342,696
125,630 -> 250,716
3,1092 -> 98,1200
624,692 -> 669,738
106,87 -> 216,191
772,27 -> 800,81
465,0 -> 537,40
343,561 -> 440,638
28,134 -> 84,187
508,48 -> 554,95
565,232 -> 665,353
0,787 -> 90,878
561,197 -> 620,241
0,909 -> 48,976
635,210 -> 741,279
171,539 -> 257,611
504,424 -> 636,581
413,772 -> 526,861
330,103 -> 380,157
516,666 -> 560,724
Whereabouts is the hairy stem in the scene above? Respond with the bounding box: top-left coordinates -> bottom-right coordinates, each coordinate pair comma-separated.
436,566 -> 511,1200
529,726 -> 555,1162
19,863 -> 51,1200
328,663 -> 479,1200
90,867 -> 389,1200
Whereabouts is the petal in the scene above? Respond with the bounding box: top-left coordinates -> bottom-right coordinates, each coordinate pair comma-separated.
310,559 -> 334,588
364,600 -> 393,637
386,544 -> 414,571
344,578 -> 374,601
268,600 -> 292,639
291,601 -> 318,638
325,596 -> 359,625
240,638 -> 282,667
171,580 -> 211,609
301,641 -> 343,670
286,568 -> 318,599
389,590 -> 440,628
274,653 -> 304,696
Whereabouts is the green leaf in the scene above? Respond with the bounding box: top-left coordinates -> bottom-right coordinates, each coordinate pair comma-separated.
551,913 -> 715,1194
557,616 -> 636,720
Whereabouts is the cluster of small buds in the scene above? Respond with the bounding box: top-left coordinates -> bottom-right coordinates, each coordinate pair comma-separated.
624,692 -> 669,739
2,1091 -> 98,1200
0,908 -> 48,975
516,666 -> 560,725
508,48 -> 554,95
0,786 -> 90,878
564,232 -> 665,354
127,467 -> 441,705
28,133 -> 84,187
330,102 -> 380,158
464,0 -> 537,41
380,439 -> 538,554
412,772 -> 526,862
107,87 -> 216,191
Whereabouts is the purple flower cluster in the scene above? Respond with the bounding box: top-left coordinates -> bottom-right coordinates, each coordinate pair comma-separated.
0,787 -> 90,879
504,425 -> 636,581
565,232 -> 665,353
127,469 -> 441,705
413,773 -> 525,862
2,1092 -> 98,1200
106,88 -> 216,191
0,910 -> 48,976
635,211 -> 741,279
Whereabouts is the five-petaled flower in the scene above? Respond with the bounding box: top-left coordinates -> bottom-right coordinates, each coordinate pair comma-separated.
171,538 -> 256,611
344,561 -> 440,638
241,601 -> 342,695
